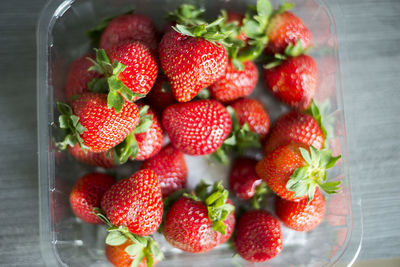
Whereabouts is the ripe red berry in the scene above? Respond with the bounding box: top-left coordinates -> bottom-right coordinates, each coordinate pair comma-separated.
209,60 -> 258,103
275,189 -> 325,232
69,173 -> 115,224
101,169 -> 163,236
100,14 -> 158,52
162,100 -> 232,155
265,11 -> 312,55
140,144 -> 187,197
264,111 -> 324,155
264,55 -> 318,110
234,210 -> 283,262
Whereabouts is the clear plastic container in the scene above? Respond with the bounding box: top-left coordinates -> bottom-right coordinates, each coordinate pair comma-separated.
37,0 -> 363,266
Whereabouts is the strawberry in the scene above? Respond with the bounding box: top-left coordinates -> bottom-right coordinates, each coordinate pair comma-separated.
69,173 -> 115,224
140,144 -> 187,197
265,10 -> 312,55
158,19 -> 229,102
111,104 -> 162,164
229,158 -> 269,208
163,181 -> 235,253
275,188 -> 325,232
105,239 -> 162,267
209,60 -> 258,103
68,144 -> 115,168
65,53 -> 102,102
162,100 -> 231,155
264,102 -> 325,155
88,43 -> 158,112
230,98 -> 270,141
131,103 -> 163,161
56,93 -> 140,153
101,169 -> 163,236
256,143 -> 341,202
99,14 -> 158,52
145,74 -> 176,112
263,54 -> 318,110
234,210 -> 282,262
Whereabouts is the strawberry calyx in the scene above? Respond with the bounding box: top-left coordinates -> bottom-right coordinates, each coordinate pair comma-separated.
286,145 -> 341,204
211,106 -> 261,164
166,4 -> 206,26
86,9 -> 135,47
172,15 -> 234,47
263,39 -> 306,69
250,181 -> 270,210
185,180 -> 235,235
235,0 -> 271,64
55,102 -> 89,150
87,49 -> 145,113
306,99 -> 328,139
94,208 -> 163,267
112,105 -> 153,164
307,99 -> 336,148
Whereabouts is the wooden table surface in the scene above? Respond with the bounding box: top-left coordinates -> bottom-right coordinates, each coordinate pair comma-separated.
0,0 -> 399,266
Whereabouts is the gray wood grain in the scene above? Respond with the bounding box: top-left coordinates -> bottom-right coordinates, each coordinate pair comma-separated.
0,0 -> 399,266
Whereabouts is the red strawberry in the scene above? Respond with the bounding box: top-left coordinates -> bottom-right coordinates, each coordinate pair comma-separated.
101,169 -> 163,236
140,144 -> 187,197
264,109 -> 324,155
99,14 -> 158,52
65,53 -> 102,102
57,93 -> 140,153
230,98 -> 270,141
163,182 -> 235,253
107,42 -> 158,100
145,73 -> 176,112
226,11 -> 247,42
69,173 -> 115,224
209,60 -> 258,103
111,104 -> 163,164
256,143 -> 341,202
275,188 -> 325,232
234,210 -> 282,262
105,239 -> 161,267
264,54 -> 318,110
88,43 -> 158,112
68,144 -> 115,168
162,100 -> 231,155
133,103 -> 163,161
229,157 -> 264,200
159,29 -> 228,102
265,11 -> 312,55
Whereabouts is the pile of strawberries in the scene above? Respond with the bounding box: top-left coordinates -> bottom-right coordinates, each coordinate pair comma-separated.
57,0 -> 342,266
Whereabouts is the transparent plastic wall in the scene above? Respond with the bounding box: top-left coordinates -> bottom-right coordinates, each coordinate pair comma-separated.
37,0 -> 362,266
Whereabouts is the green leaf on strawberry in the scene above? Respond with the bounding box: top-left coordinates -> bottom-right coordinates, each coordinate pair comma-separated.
185,180 -> 235,235
166,4 -> 206,26
210,106 -> 261,164
93,207 -> 163,267
56,102 -> 89,150
286,145 -> 341,204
